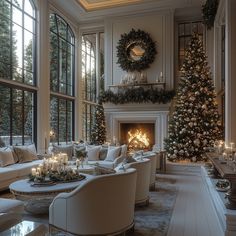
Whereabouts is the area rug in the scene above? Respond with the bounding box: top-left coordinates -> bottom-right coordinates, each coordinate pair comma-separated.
130,175 -> 178,236
0,174 -> 178,236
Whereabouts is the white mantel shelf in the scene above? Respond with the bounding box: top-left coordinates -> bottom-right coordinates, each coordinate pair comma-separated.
103,102 -> 171,112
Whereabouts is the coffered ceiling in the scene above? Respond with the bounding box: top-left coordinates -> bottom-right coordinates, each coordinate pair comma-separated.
77,0 -> 147,11
51,0 -> 205,23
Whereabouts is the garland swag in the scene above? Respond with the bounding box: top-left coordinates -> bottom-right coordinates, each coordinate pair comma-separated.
99,87 -> 175,105
202,0 -> 219,29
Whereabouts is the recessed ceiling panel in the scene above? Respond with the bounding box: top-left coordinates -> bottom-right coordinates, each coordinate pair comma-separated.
78,0 -> 147,11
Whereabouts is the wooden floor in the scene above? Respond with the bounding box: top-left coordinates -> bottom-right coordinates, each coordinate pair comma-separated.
167,164 -> 224,236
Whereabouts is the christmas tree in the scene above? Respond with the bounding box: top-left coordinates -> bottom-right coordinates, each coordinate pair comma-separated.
164,33 -> 222,162
91,101 -> 106,145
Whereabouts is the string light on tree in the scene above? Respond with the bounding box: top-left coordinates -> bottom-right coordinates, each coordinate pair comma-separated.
164,33 -> 222,162
91,101 -> 106,145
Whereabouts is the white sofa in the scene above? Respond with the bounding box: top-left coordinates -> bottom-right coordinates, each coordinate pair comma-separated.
0,160 -> 43,191
0,198 -> 24,232
124,158 -> 151,206
49,168 -> 137,235
52,144 -> 127,169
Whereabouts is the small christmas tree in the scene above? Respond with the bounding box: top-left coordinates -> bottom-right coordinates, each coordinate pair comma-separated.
164,33 -> 222,162
91,101 -> 106,145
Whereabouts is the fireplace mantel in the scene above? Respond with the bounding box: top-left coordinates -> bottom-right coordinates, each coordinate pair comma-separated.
104,102 -> 170,150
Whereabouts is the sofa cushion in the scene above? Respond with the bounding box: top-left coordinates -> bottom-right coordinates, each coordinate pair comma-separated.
105,146 -> 121,162
0,147 -> 15,167
7,160 -> 43,177
52,144 -> 73,160
13,144 -> 37,163
0,167 -> 18,181
0,198 -> 24,213
0,137 -> 6,148
86,146 -> 101,161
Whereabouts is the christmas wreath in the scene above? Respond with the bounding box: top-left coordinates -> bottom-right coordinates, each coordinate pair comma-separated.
116,29 -> 157,72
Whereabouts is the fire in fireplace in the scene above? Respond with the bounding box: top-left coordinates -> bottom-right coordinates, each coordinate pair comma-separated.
120,123 -> 155,152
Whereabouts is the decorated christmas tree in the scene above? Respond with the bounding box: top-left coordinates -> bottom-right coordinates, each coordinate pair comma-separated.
164,33 -> 222,162
91,101 -> 106,145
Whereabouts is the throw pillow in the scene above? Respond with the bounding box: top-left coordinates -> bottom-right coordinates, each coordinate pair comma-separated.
99,147 -> 108,160
13,144 -> 37,163
0,137 -> 6,148
52,144 -> 73,160
105,146 -> 121,162
0,147 -> 15,167
86,146 -> 101,161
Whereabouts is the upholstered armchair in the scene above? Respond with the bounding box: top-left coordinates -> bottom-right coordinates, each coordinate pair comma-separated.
49,168 -> 137,235
142,152 -> 157,190
125,158 -> 151,206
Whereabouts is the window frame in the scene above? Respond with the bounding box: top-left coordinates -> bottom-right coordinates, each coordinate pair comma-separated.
49,12 -> 76,144
0,0 -> 37,146
81,31 -> 104,142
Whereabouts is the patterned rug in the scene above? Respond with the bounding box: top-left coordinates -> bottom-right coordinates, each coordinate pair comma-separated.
130,175 -> 178,236
0,174 -> 178,236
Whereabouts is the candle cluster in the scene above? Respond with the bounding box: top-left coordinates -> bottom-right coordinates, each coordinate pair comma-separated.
30,153 -> 79,183
215,140 -> 236,161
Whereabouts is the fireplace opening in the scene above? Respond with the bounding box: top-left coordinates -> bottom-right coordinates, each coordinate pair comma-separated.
120,123 -> 155,152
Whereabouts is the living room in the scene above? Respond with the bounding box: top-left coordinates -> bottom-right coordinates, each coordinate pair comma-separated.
0,0 -> 236,235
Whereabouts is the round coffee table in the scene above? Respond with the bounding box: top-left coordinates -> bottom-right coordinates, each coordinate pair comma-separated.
9,174 -> 94,214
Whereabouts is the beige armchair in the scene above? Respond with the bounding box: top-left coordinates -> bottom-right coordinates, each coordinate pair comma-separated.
142,152 -> 157,190
125,158 -> 151,206
49,168 -> 137,235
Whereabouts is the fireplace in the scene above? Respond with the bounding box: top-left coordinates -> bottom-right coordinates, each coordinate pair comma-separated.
103,102 -> 170,151
120,123 -> 155,152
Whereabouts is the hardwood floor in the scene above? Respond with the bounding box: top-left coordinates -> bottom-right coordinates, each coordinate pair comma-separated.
167,164 -> 224,236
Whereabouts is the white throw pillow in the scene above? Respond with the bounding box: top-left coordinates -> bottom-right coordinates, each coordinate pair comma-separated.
13,144 -> 38,163
0,147 -> 15,167
105,146 -> 121,162
86,146 -> 101,161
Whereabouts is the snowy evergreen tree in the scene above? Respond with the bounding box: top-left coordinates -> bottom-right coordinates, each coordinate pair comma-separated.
91,102 -> 106,145
164,33 -> 222,162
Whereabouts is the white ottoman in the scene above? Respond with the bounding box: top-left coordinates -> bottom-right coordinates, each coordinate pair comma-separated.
0,198 -> 24,232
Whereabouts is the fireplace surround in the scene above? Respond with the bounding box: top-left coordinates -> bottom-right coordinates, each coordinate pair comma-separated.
103,102 -> 170,151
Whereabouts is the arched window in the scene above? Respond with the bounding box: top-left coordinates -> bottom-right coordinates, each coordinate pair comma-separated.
0,0 -> 37,146
49,13 -> 75,144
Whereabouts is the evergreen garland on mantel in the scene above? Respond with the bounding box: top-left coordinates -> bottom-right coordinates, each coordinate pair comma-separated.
99,87 -> 175,105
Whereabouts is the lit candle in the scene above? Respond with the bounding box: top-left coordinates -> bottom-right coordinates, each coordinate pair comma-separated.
31,168 -> 36,176
223,152 -> 227,160
230,142 -> 234,153
76,159 -> 80,168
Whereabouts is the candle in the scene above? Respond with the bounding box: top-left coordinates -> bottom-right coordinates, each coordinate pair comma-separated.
230,142 -> 234,154
223,152 -> 227,160
44,137 -> 47,154
31,168 -> 36,176
76,159 -> 80,168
